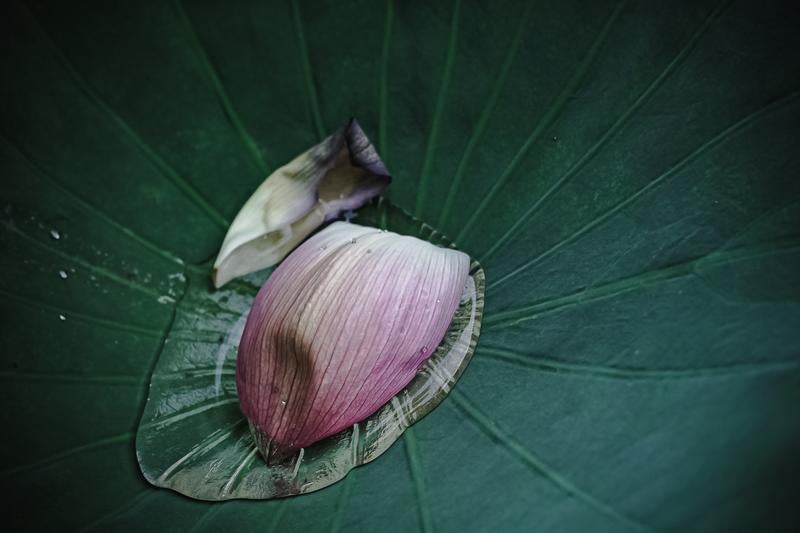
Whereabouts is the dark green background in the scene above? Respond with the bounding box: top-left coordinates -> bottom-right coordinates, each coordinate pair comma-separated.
1,0 -> 799,531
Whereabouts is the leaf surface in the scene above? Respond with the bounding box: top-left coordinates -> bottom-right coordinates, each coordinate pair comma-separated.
2,0 -> 799,531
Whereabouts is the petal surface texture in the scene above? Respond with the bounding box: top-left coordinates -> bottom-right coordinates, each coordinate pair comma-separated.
236,221 -> 470,452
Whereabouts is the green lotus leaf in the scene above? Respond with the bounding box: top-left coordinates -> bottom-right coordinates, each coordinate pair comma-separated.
2,0 -> 799,531
135,200 -> 485,500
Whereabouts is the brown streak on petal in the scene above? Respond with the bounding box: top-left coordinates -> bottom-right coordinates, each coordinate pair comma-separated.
237,223 -> 469,454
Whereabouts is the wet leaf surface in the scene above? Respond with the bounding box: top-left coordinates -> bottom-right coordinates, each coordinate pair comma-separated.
2,0 -> 799,531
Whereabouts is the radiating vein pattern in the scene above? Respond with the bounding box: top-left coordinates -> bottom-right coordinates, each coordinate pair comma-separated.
187,504 -> 223,533
486,237 -> 800,329
415,0 -> 461,218
1,220 -> 164,300
487,89 -> 799,291
449,390 -> 653,532
156,421 -> 244,483
3,0 -> 798,529
142,398 -> 239,430
79,490 -> 157,533
404,428 -> 434,533
172,0 -> 270,175
0,431 -> 132,477
480,0 -> 729,262
221,445 -> 258,497
291,0 -> 326,140
1,135 -> 187,268
378,0 -> 394,158
455,0 -> 627,244
438,1 -> 532,229
330,471 -> 355,533
267,505 -> 288,533
0,287 -> 162,338
477,346 -> 800,380
17,1 -> 229,228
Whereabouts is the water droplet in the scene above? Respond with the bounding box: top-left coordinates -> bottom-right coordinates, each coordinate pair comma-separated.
58,314 -> 66,321
157,295 -> 176,305
58,270 -> 68,280
320,245 -> 327,250
552,136 -> 559,142
350,238 -> 356,244
281,399 -> 287,406
436,298 -> 441,304
50,230 -> 60,240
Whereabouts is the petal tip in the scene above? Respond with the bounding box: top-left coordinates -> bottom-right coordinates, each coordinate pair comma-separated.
212,120 -> 390,287
211,266 -> 223,289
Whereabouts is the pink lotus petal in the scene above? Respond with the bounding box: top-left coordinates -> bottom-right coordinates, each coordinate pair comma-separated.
236,222 -> 469,457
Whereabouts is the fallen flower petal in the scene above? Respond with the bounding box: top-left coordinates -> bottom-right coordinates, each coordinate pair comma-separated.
236,221 -> 470,461
212,119 -> 390,288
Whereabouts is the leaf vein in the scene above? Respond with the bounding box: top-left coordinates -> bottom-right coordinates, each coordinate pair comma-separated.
478,346 -> 800,380
404,427 -> 435,533
379,0 -> 394,159
0,431 -> 132,477
485,237 -> 800,329
79,490 -> 156,533
187,504 -> 223,533
18,2 -> 229,228
267,505 -> 288,533
2,221 -> 164,300
450,390 -> 653,532
155,421 -> 244,483
486,89 -> 799,291
455,0 -> 626,244
1,135 -> 187,268
480,0 -> 730,262
173,0 -> 270,175
330,470 -> 356,533
221,445 -> 259,497
291,0 -> 326,140
142,398 -> 239,430
438,2 -> 532,230
0,371 -> 143,386
0,287 -> 162,338
415,0 -> 462,218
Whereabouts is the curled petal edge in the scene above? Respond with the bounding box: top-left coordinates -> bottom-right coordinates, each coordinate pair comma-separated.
212,119 -> 390,288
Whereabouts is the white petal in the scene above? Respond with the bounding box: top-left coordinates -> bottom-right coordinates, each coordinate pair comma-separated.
212,120 -> 389,288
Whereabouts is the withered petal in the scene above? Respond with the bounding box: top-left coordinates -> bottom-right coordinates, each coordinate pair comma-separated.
212,120 -> 390,288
